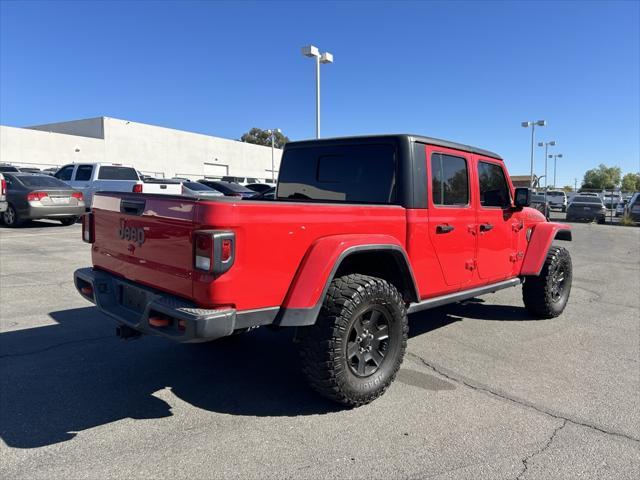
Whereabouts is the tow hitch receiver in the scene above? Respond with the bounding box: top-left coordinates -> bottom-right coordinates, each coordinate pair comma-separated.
116,324 -> 142,340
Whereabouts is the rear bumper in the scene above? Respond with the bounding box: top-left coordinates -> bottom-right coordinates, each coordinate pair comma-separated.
74,267 -> 266,343
0,201 -> 6,213
27,204 -> 85,219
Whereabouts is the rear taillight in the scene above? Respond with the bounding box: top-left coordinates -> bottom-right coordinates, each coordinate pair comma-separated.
230,193 -> 242,198
1,179 -> 5,196
71,192 -> 83,201
27,191 -> 48,201
194,230 -> 235,275
82,212 -> 95,243
132,184 -> 143,193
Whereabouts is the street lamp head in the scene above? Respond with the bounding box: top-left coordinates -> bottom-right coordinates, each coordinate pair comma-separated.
521,121 -> 533,127
548,154 -> 553,158
557,154 -> 563,158
538,142 -> 544,147
549,140 -> 556,146
320,52 -> 333,64
536,120 -> 547,127
301,45 -> 320,58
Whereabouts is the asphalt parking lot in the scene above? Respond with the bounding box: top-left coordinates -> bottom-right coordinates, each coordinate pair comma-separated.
1,219 -> 638,480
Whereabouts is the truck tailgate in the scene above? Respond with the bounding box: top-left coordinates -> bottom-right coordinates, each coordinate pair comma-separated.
91,193 -> 196,299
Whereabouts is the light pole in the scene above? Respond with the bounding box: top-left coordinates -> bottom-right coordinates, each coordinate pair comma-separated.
266,128 -> 281,183
302,45 -> 333,138
522,120 -> 546,188
549,153 -> 563,188
537,140 -> 556,205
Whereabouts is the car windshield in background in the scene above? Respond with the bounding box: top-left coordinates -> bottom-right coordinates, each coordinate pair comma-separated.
547,192 -> 564,197
277,143 -> 396,203
531,195 -> 546,202
15,175 -> 70,188
184,182 -> 215,191
572,196 -> 603,204
211,182 -> 255,193
97,166 -> 139,180
0,165 -> 20,172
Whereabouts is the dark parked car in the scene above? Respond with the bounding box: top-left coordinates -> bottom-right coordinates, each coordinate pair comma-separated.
0,164 -> 20,173
1,173 -> 85,227
250,187 -> 276,200
530,193 -> 550,219
245,183 -> 272,193
181,181 -> 224,198
566,195 -> 606,223
625,192 -> 640,223
197,180 -> 257,198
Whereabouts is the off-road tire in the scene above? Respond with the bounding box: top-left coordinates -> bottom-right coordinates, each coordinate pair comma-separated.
297,274 -> 408,407
522,246 -> 572,318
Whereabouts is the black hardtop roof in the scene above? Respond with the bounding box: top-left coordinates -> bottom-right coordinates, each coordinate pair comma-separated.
286,134 -> 502,160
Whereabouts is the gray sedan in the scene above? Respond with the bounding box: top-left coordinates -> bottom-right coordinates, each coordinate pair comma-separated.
1,173 -> 85,227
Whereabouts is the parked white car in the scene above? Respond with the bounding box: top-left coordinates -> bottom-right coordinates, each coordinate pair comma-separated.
0,173 -> 7,213
603,192 -> 622,209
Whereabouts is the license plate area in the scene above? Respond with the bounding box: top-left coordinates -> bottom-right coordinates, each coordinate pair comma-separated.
51,196 -> 70,205
120,284 -> 148,313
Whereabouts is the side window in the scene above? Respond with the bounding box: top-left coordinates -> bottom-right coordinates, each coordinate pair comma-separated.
478,161 -> 511,208
74,165 -> 94,181
431,153 -> 469,206
55,165 -> 74,181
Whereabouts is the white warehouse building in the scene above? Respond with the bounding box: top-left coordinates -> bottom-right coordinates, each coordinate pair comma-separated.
0,116 -> 283,181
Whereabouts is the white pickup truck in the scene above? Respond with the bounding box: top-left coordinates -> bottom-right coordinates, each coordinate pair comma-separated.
54,163 -> 180,208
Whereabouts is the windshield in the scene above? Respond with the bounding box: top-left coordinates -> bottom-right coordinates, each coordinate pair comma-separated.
184,182 -> 216,191
572,196 -> 603,204
16,175 -> 70,188
97,166 -> 139,180
547,191 -> 564,197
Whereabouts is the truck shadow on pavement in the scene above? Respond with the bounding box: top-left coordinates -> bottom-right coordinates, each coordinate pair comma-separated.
0,301 -> 537,449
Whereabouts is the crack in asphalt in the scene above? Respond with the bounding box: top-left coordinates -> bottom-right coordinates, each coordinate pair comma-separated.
407,352 -> 640,444
515,419 -> 567,480
0,335 -> 113,359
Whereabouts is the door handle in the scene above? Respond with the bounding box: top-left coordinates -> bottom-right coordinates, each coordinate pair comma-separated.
436,224 -> 455,234
479,223 -> 494,232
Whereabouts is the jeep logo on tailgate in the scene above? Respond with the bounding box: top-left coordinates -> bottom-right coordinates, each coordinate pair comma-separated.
119,219 -> 145,246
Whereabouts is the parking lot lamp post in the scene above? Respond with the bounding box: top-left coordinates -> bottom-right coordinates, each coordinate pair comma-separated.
302,45 -> 333,139
266,129 -> 281,183
522,120 -> 546,188
551,153 -> 563,188
538,140 -> 556,204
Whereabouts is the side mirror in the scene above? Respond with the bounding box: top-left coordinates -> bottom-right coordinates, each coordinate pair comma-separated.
514,187 -> 531,208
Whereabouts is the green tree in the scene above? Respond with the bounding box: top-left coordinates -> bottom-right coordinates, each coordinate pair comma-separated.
581,164 -> 621,190
621,172 -> 640,191
562,185 -> 573,192
240,128 -> 289,148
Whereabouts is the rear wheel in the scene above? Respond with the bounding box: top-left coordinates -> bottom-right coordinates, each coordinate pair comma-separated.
59,217 -> 77,226
522,246 -> 572,318
2,205 -> 22,227
297,274 -> 408,407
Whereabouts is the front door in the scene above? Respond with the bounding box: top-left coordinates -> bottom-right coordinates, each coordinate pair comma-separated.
427,147 -> 476,288
475,158 -> 517,281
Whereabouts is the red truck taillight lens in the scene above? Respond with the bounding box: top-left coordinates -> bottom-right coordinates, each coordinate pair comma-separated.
27,191 -> 48,201
82,212 -> 95,243
1,179 -> 5,196
132,184 -> 143,193
194,231 -> 235,275
71,192 -> 83,201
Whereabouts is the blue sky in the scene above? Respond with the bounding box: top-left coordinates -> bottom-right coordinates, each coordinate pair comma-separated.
1,0 -> 638,187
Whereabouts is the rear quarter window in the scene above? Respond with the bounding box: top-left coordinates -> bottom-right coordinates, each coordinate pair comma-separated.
277,143 -> 397,204
97,166 -> 139,180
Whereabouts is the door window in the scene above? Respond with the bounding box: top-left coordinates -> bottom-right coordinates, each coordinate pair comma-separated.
431,153 -> 469,206
478,161 -> 511,208
74,165 -> 94,181
55,165 -> 75,181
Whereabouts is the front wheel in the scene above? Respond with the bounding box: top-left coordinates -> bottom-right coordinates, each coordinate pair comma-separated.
522,246 -> 572,318
297,274 -> 408,407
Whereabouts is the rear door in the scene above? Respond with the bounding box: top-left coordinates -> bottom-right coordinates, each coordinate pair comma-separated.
427,146 -> 476,289
474,157 -> 518,281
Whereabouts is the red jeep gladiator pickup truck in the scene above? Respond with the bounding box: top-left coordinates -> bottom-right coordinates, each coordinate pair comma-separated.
75,134 -> 572,406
